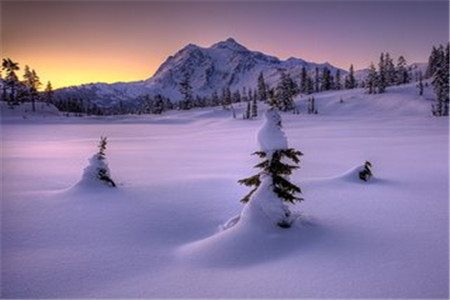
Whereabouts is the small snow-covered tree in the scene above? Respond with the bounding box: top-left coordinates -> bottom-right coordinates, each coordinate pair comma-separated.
79,137 -> 116,188
359,161 -> 373,182
238,106 -> 304,228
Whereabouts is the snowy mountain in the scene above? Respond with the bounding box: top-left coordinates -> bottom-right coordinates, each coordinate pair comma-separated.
54,38 -> 346,108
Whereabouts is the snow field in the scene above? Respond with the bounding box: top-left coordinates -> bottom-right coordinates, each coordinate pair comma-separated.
1,85 -> 448,298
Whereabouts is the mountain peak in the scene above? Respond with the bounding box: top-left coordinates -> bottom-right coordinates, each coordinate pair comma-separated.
211,38 -> 248,51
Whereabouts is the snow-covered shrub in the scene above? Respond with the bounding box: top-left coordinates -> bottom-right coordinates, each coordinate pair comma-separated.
238,108 -> 303,228
358,161 -> 373,182
79,137 -> 116,188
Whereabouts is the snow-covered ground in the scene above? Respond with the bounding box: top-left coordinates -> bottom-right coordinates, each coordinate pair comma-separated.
1,84 -> 449,298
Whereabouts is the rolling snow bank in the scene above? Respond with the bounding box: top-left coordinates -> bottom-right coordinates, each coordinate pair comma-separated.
2,84 -> 449,298
0,101 -> 60,120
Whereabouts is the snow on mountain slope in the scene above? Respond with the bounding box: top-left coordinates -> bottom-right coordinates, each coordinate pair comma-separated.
293,81 -> 435,117
53,38 -> 346,107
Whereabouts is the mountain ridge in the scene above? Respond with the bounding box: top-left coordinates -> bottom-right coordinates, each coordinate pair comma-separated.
54,38 -> 348,109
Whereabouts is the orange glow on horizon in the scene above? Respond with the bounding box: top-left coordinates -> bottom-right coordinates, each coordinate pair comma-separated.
1,51 -> 159,90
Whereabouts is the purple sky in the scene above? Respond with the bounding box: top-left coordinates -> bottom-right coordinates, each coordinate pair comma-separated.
3,0 -> 449,88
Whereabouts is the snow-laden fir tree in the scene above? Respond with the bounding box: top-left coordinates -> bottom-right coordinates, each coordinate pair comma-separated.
378,53 -> 387,93
275,72 -> 296,111
431,44 -> 449,116
335,69 -> 342,90
179,72 -> 193,110
238,104 -> 304,228
359,161 -> 373,182
395,56 -> 409,85
251,97 -> 258,118
79,137 -> 116,188
345,64 -> 356,89
257,72 -> 268,101
366,63 -> 378,94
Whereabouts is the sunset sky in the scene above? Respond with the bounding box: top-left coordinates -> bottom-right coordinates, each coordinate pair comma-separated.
2,1 -> 449,89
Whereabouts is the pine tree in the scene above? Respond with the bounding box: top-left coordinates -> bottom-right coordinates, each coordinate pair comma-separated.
44,81 -> 54,104
245,101 -> 251,119
418,71 -> 424,96
320,67 -> 332,91
425,46 -> 440,79
314,67 -> 320,93
431,44 -> 449,116
378,53 -> 386,93
257,72 -> 268,101
23,66 -> 41,111
251,97 -> 258,118
179,72 -> 193,110
232,89 -> 241,103
366,63 -> 378,94
1,58 -> 20,105
276,72 -> 295,111
395,56 -> 409,85
238,103 -> 304,228
96,137 -> 116,187
300,66 -> 308,94
384,53 -> 396,86
344,64 -> 356,89
335,69 -> 342,90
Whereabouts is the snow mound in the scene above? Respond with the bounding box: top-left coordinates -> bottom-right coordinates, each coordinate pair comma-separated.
333,163 -> 374,183
177,206 -> 317,268
0,101 -> 61,120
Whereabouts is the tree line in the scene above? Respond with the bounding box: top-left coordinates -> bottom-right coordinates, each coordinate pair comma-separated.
2,45 -> 448,117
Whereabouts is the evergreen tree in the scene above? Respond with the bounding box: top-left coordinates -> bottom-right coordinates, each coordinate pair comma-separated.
96,137 -> 116,187
211,91 -> 220,106
1,58 -> 20,104
335,69 -> 342,90
359,161 -> 373,182
384,53 -> 396,86
308,96 -> 317,114
320,67 -> 332,91
276,72 -> 295,111
395,56 -> 409,85
344,64 -> 356,89
418,71 -> 424,96
366,63 -> 378,94
378,53 -> 387,93
306,76 -> 314,94
44,81 -> 54,104
431,44 -> 449,116
300,66 -> 308,94
23,66 -> 41,111
251,97 -> 258,118
222,86 -> 232,107
232,89 -> 241,103
257,72 -> 268,101
245,101 -> 251,119
425,46 -> 440,79
238,103 -> 304,228
314,67 -> 320,93
179,72 -> 193,110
